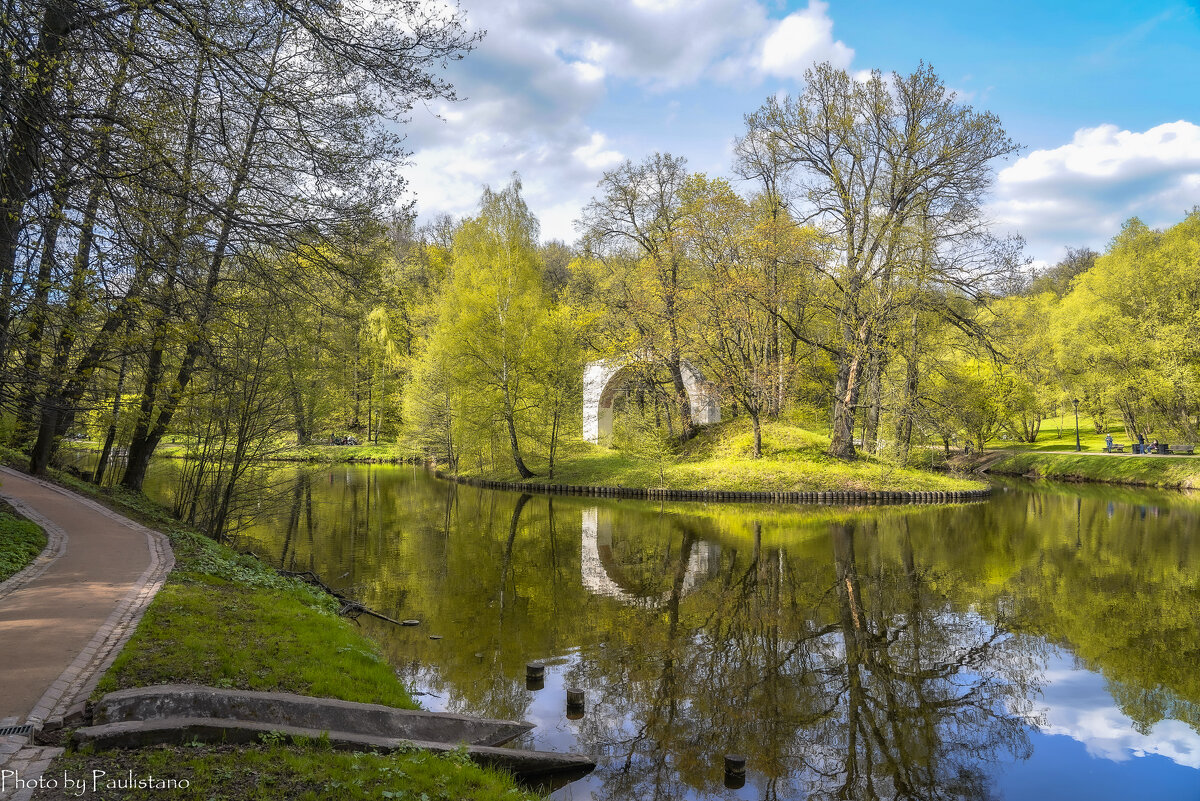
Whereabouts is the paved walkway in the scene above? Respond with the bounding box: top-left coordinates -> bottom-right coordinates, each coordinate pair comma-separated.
0,467 -> 173,801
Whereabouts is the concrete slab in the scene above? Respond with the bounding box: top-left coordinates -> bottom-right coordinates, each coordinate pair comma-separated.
95,685 -> 533,747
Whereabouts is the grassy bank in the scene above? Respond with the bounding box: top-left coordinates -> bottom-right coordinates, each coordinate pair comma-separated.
465,418 -> 984,493
980,451 -> 1200,488
62,440 -> 422,465
0,502 -> 46,581
0,455 -> 538,801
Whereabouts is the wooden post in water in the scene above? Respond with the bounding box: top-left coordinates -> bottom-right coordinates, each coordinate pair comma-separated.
526,663 -> 544,680
566,687 -> 585,719
724,754 -> 746,789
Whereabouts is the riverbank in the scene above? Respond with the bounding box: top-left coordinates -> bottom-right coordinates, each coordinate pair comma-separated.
62,440 -> 423,465
0,457 -> 538,800
460,419 -> 986,496
967,450 -> 1200,489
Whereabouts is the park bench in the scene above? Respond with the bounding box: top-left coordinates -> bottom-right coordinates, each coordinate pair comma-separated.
1105,443 -> 1125,453
1168,444 -> 1195,455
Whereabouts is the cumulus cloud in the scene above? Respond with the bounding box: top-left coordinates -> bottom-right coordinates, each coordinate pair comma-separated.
403,0 -> 854,241
990,120 -> 1200,264
755,1 -> 853,80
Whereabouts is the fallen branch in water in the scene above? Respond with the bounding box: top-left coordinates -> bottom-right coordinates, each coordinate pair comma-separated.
279,569 -> 404,626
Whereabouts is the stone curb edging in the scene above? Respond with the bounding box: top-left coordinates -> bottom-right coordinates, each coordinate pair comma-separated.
432,470 -> 992,505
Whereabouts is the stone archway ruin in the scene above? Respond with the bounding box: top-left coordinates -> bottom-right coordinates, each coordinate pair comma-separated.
582,354 -> 720,445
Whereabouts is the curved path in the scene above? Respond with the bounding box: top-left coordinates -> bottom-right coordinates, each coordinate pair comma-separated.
0,467 -> 173,801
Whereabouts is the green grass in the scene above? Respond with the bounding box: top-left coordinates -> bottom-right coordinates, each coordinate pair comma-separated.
984,451 -> 1200,488
265,442 -> 421,464
47,743 -> 536,801
985,417 -> 1183,453
86,497 -> 416,705
469,417 -> 984,493
0,507 -> 46,581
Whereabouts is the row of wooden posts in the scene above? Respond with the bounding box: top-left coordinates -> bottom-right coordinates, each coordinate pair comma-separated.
434,471 -> 992,505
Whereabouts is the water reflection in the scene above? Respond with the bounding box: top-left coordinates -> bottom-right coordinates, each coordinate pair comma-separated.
118,460 -> 1200,800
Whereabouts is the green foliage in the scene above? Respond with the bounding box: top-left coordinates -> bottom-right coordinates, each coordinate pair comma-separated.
0,510 -> 46,581
409,176 -> 583,477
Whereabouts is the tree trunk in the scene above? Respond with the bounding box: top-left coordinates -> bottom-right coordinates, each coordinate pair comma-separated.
894,312 -> 921,465
9,175 -> 69,445
93,351 -> 129,485
750,409 -> 762,458
829,350 -> 863,459
505,412 -> 534,478
0,0 -> 76,361
863,350 -> 884,455
666,358 -> 695,441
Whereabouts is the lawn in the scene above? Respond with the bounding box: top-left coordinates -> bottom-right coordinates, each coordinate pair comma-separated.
985,416 -> 1195,453
44,743 -> 534,801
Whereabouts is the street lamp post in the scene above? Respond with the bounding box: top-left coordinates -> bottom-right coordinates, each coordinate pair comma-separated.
1072,398 -> 1081,452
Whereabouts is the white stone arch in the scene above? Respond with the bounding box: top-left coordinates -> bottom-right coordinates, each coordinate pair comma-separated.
583,354 -> 720,445
580,507 -> 712,608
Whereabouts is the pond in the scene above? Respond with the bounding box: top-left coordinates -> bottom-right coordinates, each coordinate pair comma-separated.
123,460 -> 1200,800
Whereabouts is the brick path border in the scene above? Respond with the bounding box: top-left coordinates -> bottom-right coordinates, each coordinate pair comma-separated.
0,469 -> 175,801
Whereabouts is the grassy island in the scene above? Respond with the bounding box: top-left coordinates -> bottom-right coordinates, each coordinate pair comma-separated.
458,417 -> 985,494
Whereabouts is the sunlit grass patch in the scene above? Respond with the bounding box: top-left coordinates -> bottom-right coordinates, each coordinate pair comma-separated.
96,576 -> 416,708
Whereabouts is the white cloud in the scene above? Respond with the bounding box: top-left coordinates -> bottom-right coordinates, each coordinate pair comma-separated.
990,120 -> 1200,263
755,1 -> 853,80
403,0 -> 855,241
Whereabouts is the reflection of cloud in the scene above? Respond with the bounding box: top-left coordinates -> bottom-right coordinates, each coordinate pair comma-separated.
1026,655 -> 1200,769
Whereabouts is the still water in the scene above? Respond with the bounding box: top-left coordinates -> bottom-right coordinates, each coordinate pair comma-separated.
132,462 -> 1200,800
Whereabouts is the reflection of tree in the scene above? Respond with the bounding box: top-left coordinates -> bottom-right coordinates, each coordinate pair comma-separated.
571,518 -> 1040,801
815,520 -> 1037,801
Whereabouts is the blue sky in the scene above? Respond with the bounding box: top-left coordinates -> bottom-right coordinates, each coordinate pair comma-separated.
404,0 -> 1200,265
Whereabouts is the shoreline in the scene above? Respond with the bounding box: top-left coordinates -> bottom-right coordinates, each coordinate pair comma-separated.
434,469 -> 994,504
960,450 -> 1200,490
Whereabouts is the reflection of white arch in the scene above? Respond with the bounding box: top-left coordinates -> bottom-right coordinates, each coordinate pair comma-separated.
581,507 -> 711,608
582,355 -> 720,445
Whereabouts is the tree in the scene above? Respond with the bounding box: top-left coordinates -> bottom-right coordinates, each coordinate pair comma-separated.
579,153 -> 700,441
0,0 -> 480,480
681,174 -> 817,457
423,176 -> 546,478
744,62 -> 1019,459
